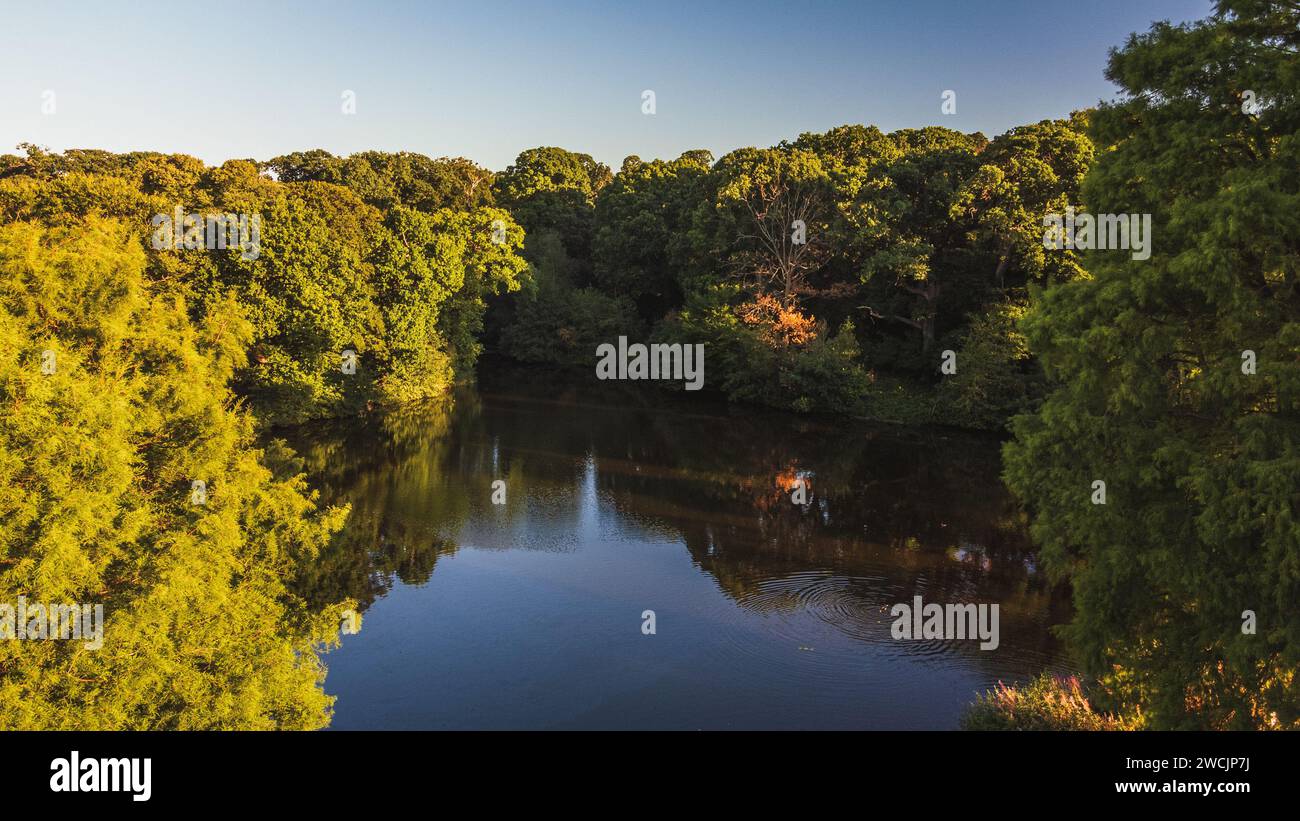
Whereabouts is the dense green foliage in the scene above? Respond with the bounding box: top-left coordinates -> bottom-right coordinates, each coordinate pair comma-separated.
0,219 -> 349,728
0,147 -> 528,425
1004,0 -> 1300,729
490,120 -> 1093,423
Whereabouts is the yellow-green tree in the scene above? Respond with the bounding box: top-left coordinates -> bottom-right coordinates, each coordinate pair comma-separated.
0,218 -> 352,729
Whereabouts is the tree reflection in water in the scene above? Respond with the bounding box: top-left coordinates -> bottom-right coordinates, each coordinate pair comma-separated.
277,364 -> 1073,728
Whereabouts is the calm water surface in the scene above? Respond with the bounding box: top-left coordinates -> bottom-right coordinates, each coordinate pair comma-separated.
282,367 -> 1072,729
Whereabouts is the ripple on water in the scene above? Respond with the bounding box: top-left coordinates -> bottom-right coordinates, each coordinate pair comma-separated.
710,570 -> 1062,688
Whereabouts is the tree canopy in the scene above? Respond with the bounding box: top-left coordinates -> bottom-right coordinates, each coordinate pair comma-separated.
1004,0 -> 1300,729
0,218 -> 350,728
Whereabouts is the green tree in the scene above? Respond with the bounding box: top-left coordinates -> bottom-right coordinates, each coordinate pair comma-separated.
690,147 -> 834,308
1004,0 -> 1300,729
222,181 -> 386,424
949,117 -> 1095,289
853,128 -> 987,357
432,206 -> 529,376
936,300 -> 1040,430
592,151 -> 712,320
0,148 -> 528,423
493,147 -> 611,283
494,147 -> 623,363
263,150 -> 497,212
493,146 -> 610,204
0,218 -> 351,729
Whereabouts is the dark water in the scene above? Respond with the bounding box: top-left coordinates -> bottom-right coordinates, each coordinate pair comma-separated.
282,366 -> 1072,730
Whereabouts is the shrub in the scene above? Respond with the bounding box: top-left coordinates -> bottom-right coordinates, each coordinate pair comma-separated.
961,675 -> 1137,731
664,288 -> 872,414
935,300 -> 1042,430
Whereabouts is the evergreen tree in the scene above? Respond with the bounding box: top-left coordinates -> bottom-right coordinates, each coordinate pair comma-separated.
1004,0 -> 1300,729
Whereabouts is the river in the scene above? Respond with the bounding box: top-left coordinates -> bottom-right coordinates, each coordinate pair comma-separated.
280,364 -> 1072,729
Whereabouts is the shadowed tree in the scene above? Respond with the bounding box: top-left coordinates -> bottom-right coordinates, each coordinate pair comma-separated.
853,128 -> 987,355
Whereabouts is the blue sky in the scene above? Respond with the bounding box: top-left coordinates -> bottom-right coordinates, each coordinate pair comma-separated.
0,0 -> 1213,171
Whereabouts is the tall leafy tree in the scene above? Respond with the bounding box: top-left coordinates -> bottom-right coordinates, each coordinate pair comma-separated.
0,149 -> 527,423
854,128 -> 987,356
494,147 -> 629,363
263,150 -> 497,212
950,117 -> 1095,289
1005,0 -> 1300,729
691,147 -> 834,308
0,218 -> 351,729
592,151 -> 712,319
493,146 -> 611,278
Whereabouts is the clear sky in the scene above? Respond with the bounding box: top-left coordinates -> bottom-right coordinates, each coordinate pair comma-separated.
0,0 -> 1214,171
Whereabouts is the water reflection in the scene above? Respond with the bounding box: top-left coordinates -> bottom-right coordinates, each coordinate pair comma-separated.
279,364 -> 1073,729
